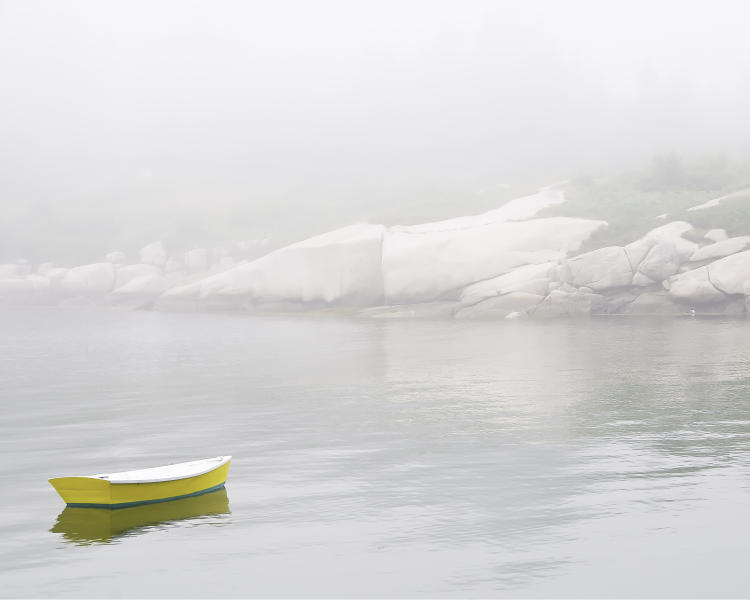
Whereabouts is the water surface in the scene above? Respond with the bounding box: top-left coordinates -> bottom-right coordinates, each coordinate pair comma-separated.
2,307 -> 750,597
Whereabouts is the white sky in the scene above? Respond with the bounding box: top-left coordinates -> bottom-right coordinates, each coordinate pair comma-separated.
1,0 -> 750,257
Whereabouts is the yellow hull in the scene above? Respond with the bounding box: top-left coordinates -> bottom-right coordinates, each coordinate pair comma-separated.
49,460 -> 231,509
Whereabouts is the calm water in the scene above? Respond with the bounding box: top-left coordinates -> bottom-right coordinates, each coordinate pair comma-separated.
2,307 -> 750,597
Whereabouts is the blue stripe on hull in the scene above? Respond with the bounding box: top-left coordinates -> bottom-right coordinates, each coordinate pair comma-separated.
66,482 -> 227,509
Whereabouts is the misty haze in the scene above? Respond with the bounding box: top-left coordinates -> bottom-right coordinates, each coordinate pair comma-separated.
3,0 -> 750,597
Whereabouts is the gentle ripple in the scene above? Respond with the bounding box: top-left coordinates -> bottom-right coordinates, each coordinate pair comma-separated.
2,307 -> 750,597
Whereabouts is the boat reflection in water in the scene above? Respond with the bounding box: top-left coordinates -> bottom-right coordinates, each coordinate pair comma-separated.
50,487 -> 230,545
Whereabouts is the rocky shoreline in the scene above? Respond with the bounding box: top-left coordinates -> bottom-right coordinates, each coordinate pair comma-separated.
3,187 -> 750,319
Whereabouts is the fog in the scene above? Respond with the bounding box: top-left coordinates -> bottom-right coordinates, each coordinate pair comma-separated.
2,0 -> 750,262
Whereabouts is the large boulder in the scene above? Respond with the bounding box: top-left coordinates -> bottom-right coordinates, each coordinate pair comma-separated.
637,242 -> 681,282
623,291 -> 689,315
707,250 -> 750,295
530,289 -> 600,318
60,263 -> 115,296
383,217 -> 605,303
198,224 -> 386,308
632,271 -> 657,287
667,267 -> 725,304
454,292 -> 544,319
458,262 -> 554,305
690,237 -> 750,263
360,302 -> 458,319
565,246 -> 633,291
591,289 -> 641,314
642,221 -> 698,262
624,238 -> 655,271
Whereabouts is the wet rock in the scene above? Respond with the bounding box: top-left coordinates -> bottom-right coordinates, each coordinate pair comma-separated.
667,267 -> 725,304
530,289 -> 600,318
623,291 -> 689,315
591,289 -> 640,314
454,292 -> 544,319
360,302 -> 458,319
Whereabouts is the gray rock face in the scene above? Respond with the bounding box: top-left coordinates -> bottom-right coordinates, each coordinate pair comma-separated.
459,262 -> 553,305
566,246 -> 633,290
199,224 -> 386,308
383,217 -> 605,303
667,267 -> 725,304
643,221 -> 698,262
707,250 -> 750,295
637,242 -> 681,282
623,291 -> 686,315
360,302 -> 459,319
591,290 -> 640,314
454,292 -> 543,320
690,237 -> 750,263
530,289 -> 600,318
624,239 -> 654,271
632,271 -> 657,287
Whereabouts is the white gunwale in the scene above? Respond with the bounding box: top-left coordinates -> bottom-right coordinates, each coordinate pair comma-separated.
83,455 -> 232,485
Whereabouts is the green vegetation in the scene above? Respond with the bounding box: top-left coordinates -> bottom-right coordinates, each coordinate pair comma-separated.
539,154 -> 750,250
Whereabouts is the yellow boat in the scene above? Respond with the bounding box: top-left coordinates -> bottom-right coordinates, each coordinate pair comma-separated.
49,455 -> 231,509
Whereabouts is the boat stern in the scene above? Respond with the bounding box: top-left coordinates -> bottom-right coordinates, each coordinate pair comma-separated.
49,477 -> 111,507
